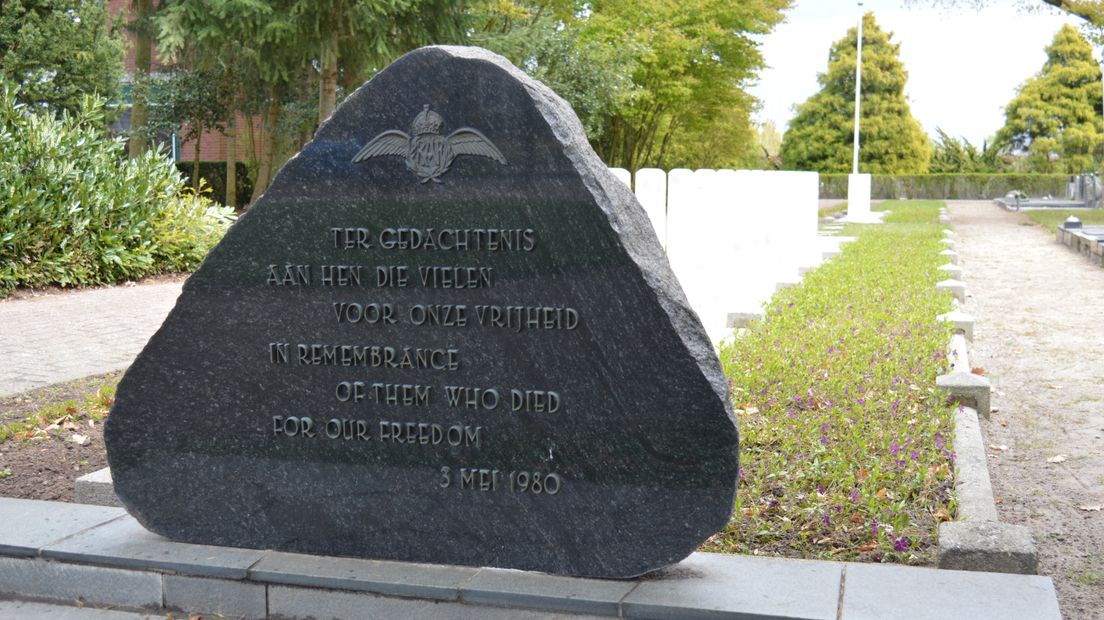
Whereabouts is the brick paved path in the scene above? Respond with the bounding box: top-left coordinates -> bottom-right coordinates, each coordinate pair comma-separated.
0,281 -> 183,396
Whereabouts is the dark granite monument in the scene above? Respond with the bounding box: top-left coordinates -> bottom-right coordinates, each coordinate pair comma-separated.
104,46 -> 739,579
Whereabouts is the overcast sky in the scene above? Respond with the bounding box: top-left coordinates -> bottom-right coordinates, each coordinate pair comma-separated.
750,0 -> 1083,146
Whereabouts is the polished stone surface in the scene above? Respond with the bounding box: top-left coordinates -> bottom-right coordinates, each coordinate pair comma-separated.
104,46 -> 738,578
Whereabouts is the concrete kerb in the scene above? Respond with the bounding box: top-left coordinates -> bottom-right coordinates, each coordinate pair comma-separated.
939,249 -> 959,265
930,225 -> 1035,575
935,279 -> 966,303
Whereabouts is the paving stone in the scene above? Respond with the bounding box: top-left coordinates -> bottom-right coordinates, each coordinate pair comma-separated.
164,574 -> 267,619
840,562 -> 1060,620
0,557 -> 161,609
250,551 -> 478,601
621,552 -> 842,620
267,585 -> 608,620
0,600 -> 168,619
462,567 -> 634,616
41,516 -> 266,579
0,497 -> 125,557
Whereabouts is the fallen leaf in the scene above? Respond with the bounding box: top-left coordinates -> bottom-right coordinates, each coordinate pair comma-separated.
744,407 -> 759,415
875,488 -> 888,499
988,444 -> 1009,452
933,507 -> 953,522
742,507 -> 754,517
971,367 -> 986,376
991,408 -> 1000,414
69,434 -> 89,446
994,496 -> 1002,504
858,541 -> 878,552
1045,383 -> 1062,390
1046,454 -> 1068,464
858,469 -> 870,478
999,419 -> 1008,427
1078,505 -> 1102,512
65,406 -> 77,414
850,512 -> 864,524
815,537 -> 832,545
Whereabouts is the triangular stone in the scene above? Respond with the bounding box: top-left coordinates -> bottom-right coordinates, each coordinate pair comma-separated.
105,46 -> 739,579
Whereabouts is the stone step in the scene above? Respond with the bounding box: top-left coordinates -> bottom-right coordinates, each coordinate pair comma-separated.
0,497 -> 1062,620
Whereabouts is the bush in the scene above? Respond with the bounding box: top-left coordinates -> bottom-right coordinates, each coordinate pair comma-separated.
819,174 -> 1069,200
0,83 -> 234,296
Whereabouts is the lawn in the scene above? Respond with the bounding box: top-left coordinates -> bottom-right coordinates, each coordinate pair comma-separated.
704,200 -> 958,565
1022,208 -> 1104,229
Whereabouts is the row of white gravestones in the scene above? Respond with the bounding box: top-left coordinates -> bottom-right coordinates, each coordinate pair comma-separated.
610,168 -> 820,345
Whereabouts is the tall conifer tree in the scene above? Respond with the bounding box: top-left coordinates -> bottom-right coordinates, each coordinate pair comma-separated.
781,13 -> 930,173
997,24 -> 1102,173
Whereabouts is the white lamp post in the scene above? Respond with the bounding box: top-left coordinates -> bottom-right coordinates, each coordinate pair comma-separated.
846,3 -> 876,223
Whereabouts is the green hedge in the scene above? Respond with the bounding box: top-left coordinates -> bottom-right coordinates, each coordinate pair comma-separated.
176,161 -> 254,209
819,174 -> 1069,200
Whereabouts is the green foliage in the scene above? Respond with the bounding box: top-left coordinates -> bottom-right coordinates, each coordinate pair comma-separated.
818,173 -> 1069,200
0,83 -> 235,296
706,201 -> 956,563
0,378 -> 117,446
176,162 -> 255,208
781,13 -> 931,174
0,0 -> 124,116
996,24 -> 1102,173
929,128 -> 1007,173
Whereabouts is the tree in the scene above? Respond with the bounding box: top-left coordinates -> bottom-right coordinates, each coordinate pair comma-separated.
156,0 -> 471,204
929,128 -> 1006,172
995,24 -> 1102,173
0,0 -> 125,116
780,13 -> 930,174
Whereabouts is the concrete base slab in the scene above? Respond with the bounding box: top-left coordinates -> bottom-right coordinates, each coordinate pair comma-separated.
0,497 -> 1062,620
936,278 -> 967,303
937,372 -> 992,417
936,309 -> 975,341
74,467 -> 121,507
938,521 -> 1039,575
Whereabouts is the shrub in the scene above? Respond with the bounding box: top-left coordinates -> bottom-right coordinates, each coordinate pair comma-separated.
0,82 -> 234,296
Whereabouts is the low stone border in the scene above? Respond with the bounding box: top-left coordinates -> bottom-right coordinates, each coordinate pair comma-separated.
0,497 -> 1062,620
1055,217 -> 1104,266
934,212 -> 1038,575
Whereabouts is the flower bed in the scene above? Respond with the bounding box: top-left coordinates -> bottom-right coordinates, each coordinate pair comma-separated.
704,201 -> 957,564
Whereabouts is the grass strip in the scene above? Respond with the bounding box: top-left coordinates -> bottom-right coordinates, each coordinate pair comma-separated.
1021,209 -> 1104,229
703,200 -> 957,565
0,380 -> 116,446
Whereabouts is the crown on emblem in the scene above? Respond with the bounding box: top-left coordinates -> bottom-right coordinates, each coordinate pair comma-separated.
412,105 -> 444,135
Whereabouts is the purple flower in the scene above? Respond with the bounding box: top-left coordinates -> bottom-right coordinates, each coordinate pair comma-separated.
934,433 -> 945,449
889,442 -> 900,458
769,500 -> 780,509
893,536 -> 911,552
820,434 -> 829,445
850,489 -> 860,503
910,450 -> 920,460
817,483 -> 826,494
822,513 -> 831,526
871,519 -> 879,536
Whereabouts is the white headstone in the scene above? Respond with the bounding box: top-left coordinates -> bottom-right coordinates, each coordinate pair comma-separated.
635,168 -> 668,249
847,173 -> 878,223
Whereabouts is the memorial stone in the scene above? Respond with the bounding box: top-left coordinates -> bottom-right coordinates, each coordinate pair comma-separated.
104,46 -> 740,579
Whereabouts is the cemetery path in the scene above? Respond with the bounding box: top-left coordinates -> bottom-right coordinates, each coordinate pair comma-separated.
0,277 -> 184,397
949,201 -> 1104,620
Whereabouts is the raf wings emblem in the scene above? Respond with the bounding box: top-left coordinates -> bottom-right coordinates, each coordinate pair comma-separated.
352,105 -> 507,183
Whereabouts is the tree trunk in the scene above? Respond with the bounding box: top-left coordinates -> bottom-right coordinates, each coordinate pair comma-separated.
226,118 -> 237,209
192,128 -> 202,191
318,37 -> 339,124
128,0 -> 153,158
250,94 -> 282,204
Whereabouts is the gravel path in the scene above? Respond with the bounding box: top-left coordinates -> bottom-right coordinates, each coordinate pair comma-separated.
0,280 -> 183,396
949,201 -> 1104,620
